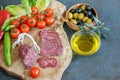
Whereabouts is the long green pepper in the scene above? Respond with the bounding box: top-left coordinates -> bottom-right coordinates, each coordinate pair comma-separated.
4,31 -> 12,66
1,16 -> 20,31
4,25 -> 15,31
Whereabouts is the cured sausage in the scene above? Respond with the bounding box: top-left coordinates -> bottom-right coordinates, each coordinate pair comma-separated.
38,57 -> 57,68
18,43 -> 38,68
39,30 -> 63,56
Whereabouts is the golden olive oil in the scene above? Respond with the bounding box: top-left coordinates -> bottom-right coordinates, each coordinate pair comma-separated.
71,31 -> 101,56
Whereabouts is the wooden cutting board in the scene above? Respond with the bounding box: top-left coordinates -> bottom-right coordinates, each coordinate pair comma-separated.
0,0 -> 72,80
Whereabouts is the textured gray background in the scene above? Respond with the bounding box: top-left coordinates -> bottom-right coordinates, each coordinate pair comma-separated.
0,0 -> 119,80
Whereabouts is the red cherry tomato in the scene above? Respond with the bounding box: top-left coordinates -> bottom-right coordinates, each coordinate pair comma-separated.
36,14 -> 45,21
20,15 -> 28,24
20,24 -> 30,33
10,20 -> 20,28
44,8 -> 54,17
30,67 -> 40,78
26,17 -> 36,27
36,20 -> 46,29
45,17 -> 55,26
31,6 -> 39,15
10,28 -> 20,39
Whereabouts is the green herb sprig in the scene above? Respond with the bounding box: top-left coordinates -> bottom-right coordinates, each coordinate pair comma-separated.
79,15 -> 111,39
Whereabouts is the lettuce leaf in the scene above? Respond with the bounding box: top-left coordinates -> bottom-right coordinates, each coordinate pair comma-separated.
5,5 -> 26,16
36,0 -> 50,12
28,0 -> 36,6
21,0 -> 31,16
21,0 -> 36,16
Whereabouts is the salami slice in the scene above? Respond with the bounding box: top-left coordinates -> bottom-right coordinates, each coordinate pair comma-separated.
18,44 -> 38,68
38,57 -> 57,68
39,30 -> 63,56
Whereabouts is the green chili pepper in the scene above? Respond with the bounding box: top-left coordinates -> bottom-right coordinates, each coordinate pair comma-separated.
4,31 -> 12,66
4,25 -> 15,31
1,16 -> 20,31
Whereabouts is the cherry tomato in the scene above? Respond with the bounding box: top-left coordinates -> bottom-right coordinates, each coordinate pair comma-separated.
30,67 -> 40,78
36,20 -> 46,29
45,17 -> 55,26
36,14 -> 45,21
10,28 -> 20,39
20,24 -> 30,33
20,15 -> 28,24
44,8 -> 54,17
26,17 -> 36,27
10,20 -> 20,28
31,6 -> 39,15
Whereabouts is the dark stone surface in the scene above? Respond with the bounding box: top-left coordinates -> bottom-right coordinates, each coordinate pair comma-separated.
0,0 -> 120,80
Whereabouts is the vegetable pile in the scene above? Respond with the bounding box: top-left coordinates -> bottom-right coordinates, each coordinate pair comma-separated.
0,0 -> 54,39
2,2 -> 54,39
9,7 -> 54,39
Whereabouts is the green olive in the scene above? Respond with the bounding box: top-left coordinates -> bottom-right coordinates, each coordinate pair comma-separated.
78,13 -> 84,20
81,5 -> 86,11
86,18 -> 92,24
68,12 -> 73,19
82,16 -> 89,22
73,13 -> 79,19
70,19 -> 77,24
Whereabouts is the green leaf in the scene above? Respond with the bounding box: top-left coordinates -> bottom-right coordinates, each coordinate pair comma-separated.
28,0 -> 36,6
97,30 -> 101,38
100,31 -> 108,39
5,5 -> 26,16
79,25 -> 86,32
36,0 -> 50,12
93,15 -> 101,25
21,0 -> 32,16
103,27 -> 111,31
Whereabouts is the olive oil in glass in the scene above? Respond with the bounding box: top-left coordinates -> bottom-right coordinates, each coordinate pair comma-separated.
70,31 -> 101,56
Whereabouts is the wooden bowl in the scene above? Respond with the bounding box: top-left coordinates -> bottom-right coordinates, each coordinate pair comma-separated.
64,3 -> 98,31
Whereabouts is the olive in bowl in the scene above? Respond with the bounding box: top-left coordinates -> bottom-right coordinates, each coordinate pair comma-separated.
65,3 -> 98,31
